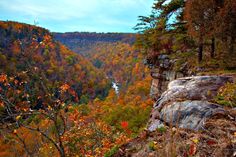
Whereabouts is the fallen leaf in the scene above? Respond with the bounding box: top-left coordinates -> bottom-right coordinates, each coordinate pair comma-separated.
207,140 -> 217,146
189,144 -> 197,156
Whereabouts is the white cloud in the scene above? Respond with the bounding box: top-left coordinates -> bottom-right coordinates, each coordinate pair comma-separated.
0,0 -> 154,32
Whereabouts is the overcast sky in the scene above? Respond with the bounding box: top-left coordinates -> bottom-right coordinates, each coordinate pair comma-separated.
0,0 -> 154,33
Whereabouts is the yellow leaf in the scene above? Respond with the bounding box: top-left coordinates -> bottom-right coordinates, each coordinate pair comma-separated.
16,115 -> 21,121
192,139 -> 199,144
13,130 -> 17,134
48,106 -> 52,110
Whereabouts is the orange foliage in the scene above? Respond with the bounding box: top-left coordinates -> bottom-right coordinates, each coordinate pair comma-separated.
60,83 -> 70,92
0,74 -> 7,83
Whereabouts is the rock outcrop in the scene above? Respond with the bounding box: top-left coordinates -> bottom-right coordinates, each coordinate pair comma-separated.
148,76 -> 234,131
115,75 -> 236,157
115,54 -> 236,157
149,55 -> 187,99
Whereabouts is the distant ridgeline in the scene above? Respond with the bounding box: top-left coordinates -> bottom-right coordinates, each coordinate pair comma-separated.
53,32 -> 136,54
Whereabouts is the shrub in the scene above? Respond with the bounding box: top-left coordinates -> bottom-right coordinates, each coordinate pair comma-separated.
215,82 -> 236,107
157,126 -> 167,134
104,146 -> 119,157
148,141 -> 157,151
103,105 -> 151,134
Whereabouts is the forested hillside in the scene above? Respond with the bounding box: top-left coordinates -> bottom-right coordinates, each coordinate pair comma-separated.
0,21 -> 153,156
0,21 -> 111,102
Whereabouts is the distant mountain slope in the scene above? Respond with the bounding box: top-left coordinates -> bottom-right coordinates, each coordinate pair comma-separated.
53,32 -> 136,54
0,21 -> 110,107
53,32 -> 149,92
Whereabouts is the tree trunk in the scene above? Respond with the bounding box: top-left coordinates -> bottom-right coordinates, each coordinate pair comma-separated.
198,34 -> 204,63
211,37 -> 215,58
54,115 -> 66,157
198,43 -> 203,63
59,145 -> 66,157
229,36 -> 235,54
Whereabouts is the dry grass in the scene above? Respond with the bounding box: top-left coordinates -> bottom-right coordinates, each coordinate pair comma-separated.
114,111 -> 236,157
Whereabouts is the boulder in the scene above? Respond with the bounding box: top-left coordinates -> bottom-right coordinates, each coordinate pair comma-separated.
148,76 -> 234,131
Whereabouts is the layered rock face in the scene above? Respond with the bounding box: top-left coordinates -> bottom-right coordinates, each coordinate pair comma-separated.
148,76 -> 234,131
149,55 -> 186,99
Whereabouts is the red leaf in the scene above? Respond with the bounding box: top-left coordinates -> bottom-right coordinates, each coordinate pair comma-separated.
207,140 -> 217,146
121,121 -> 128,129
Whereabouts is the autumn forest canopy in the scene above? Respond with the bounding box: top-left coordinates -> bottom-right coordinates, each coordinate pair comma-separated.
0,0 -> 235,157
